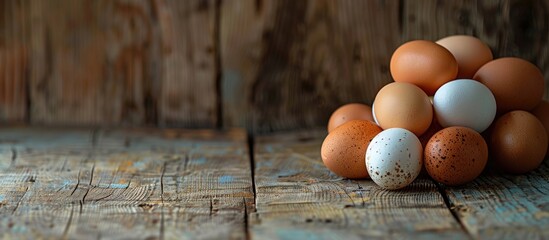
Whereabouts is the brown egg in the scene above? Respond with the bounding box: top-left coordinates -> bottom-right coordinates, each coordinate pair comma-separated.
321,120 -> 382,179
327,103 -> 374,132
373,82 -> 433,136
473,58 -> 544,113
424,127 -> 488,186
531,100 -> 549,156
390,40 -> 458,95
436,35 -> 493,79
490,111 -> 548,174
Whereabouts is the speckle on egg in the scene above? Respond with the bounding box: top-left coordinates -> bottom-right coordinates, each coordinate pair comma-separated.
424,126 -> 488,186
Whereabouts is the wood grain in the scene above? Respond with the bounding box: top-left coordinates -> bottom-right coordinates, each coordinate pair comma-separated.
0,127 -> 253,239
441,161 -> 549,239
157,0 -> 218,128
220,0 -> 400,133
0,0 -> 29,123
28,0 -> 154,126
251,130 -> 468,239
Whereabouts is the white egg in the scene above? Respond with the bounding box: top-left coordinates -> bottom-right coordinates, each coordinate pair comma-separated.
365,128 -> 422,190
433,79 -> 496,132
372,101 -> 379,125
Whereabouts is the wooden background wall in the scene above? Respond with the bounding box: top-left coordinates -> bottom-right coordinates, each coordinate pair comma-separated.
1,0 -> 548,133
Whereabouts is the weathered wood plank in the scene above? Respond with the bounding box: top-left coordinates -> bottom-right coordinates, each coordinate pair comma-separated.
251,130 -> 468,239
441,161 -> 549,239
157,0 -> 218,128
0,0 -> 29,123
0,127 -> 252,239
28,0 -> 156,126
220,0 -> 399,133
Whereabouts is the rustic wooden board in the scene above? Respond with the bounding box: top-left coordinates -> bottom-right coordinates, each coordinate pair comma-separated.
220,0 -> 400,133
442,161 -> 549,239
251,130 -> 469,239
0,0 -> 29,123
0,127 -> 253,239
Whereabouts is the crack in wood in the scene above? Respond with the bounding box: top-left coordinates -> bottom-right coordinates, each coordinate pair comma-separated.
10,147 -> 17,167
70,170 -> 81,196
62,203 -> 75,237
81,163 -> 95,207
435,182 -> 473,238
12,186 -> 29,215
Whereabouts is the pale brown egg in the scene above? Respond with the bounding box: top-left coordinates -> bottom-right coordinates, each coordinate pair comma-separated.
373,82 -> 433,136
327,103 -> 374,132
436,35 -> 493,79
390,40 -> 458,95
424,127 -> 488,186
490,111 -> 547,174
532,100 -> 549,156
321,120 -> 382,179
473,58 -> 544,113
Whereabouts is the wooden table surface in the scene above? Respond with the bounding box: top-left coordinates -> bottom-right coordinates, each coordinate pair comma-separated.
0,127 -> 547,239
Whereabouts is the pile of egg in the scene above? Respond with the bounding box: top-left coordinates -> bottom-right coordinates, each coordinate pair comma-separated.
321,35 -> 549,190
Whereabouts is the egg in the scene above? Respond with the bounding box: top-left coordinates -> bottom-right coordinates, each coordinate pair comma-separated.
390,40 -> 458,95
321,120 -> 382,179
473,57 -> 544,113
531,100 -> 549,156
490,111 -> 547,174
433,79 -> 496,132
424,127 -> 488,186
327,103 -> 374,132
366,128 -> 423,190
373,82 -> 433,136
436,35 -> 493,78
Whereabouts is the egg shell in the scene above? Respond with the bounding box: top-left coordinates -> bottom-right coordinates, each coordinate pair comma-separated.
373,82 -> 433,136
433,79 -> 496,132
390,40 -> 458,95
436,35 -> 493,79
327,103 -> 374,132
366,128 -> 423,190
531,100 -> 549,156
473,57 -> 544,113
321,120 -> 382,179
490,111 -> 547,174
424,127 -> 488,186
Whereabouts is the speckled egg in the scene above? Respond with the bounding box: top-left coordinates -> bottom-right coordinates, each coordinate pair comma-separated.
321,120 -> 383,179
366,128 -> 423,190
424,127 -> 488,186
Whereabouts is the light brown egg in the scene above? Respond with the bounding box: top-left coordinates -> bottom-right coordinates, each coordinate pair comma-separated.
373,82 -> 433,136
321,120 -> 382,179
473,57 -> 544,113
424,127 -> 488,186
390,40 -> 458,95
436,35 -> 493,79
327,103 -> 374,132
490,111 -> 547,174
531,100 -> 549,156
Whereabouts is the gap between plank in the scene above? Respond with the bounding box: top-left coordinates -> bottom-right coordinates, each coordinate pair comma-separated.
246,132 -> 256,240
214,0 -> 223,129
435,182 -> 473,238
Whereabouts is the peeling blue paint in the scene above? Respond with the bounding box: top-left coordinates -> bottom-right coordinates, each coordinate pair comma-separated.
132,161 -> 146,169
194,157 -> 207,165
277,229 -> 321,240
218,175 -> 234,184
0,195 -> 5,202
110,183 -> 129,189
